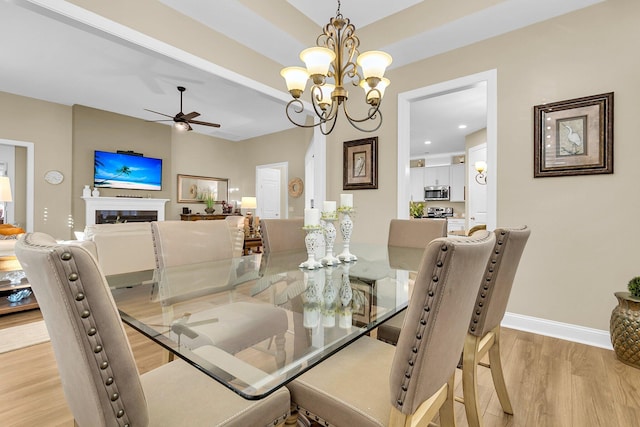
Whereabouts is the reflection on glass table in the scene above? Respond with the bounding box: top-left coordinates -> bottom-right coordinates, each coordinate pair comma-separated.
107,243 -> 424,399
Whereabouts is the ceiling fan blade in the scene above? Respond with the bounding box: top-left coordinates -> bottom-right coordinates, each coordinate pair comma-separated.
144,108 -> 174,119
189,119 -> 221,128
181,111 -> 200,121
145,119 -> 174,123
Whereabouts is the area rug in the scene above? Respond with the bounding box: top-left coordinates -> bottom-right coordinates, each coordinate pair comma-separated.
0,320 -> 50,354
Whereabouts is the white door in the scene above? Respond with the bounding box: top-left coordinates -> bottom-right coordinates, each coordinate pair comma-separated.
256,168 -> 281,219
467,143 -> 487,228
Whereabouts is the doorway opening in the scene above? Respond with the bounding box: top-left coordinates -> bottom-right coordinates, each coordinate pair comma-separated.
397,69 -> 497,231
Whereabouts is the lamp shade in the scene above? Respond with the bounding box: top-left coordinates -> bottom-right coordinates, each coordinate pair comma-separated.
357,51 -> 392,80
300,47 -> 335,77
360,77 -> 390,103
280,67 -> 309,94
475,161 -> 487,174
241,196 -> 257,209
0,176 -> 12,202
317,84 -> 335,109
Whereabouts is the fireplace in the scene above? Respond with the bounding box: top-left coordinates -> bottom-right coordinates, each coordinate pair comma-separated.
95,210 -> 158,224
83,196 -> 169,226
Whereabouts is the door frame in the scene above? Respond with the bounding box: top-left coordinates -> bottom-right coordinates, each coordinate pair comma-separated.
397,69 -> 497,231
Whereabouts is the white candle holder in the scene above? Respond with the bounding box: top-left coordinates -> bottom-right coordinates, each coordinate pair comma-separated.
299,226 -> 324,269
320,214 -> 341,266
338,263 -> 354,329
337,207 -> 357,262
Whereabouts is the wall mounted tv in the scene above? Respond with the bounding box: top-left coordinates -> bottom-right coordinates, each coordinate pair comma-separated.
94,150 -> 162,191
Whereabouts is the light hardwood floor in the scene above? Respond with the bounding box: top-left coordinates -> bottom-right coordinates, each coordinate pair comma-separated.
1,309 -> 639,427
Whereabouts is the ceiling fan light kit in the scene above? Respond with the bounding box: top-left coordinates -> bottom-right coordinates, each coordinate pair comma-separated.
145,86 -> 220,131
281,0 -> 392,135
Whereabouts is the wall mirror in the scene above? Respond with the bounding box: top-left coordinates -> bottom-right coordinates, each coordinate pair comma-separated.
177,174 -> 229,204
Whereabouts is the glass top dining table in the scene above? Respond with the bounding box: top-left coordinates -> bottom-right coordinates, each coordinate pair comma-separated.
106,244 -> 424,399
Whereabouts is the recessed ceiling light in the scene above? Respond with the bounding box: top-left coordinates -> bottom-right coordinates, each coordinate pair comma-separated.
458,124 -> 467,129
424,140 -> 432,145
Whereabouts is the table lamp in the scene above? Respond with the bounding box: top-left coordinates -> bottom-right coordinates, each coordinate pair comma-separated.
241,196 -> 257,236
0,176 -> 13,225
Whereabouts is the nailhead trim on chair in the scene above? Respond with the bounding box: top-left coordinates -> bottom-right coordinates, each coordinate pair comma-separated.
469,230 -> 507,333
394,242 -> 450,408
59,250 -> 132,427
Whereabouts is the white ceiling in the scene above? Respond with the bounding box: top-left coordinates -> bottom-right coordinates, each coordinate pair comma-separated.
0,0 -> 603,152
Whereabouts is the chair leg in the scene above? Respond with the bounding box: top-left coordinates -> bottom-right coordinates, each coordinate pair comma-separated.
438,374 -> 456,427
462,334 -> 483,427
487,326 -> 513,415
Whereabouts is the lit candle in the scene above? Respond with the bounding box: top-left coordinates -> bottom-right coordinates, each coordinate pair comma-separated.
340,194 -> 353,208
304,208 -> 320,226
323,201 -> 336,213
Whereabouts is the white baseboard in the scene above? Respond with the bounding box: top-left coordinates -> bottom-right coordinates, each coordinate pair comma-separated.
502,312 -> 613,350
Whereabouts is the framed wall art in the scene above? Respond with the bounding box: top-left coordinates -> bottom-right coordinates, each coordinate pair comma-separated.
533,92 -> 613,177
343,136 -> 378,190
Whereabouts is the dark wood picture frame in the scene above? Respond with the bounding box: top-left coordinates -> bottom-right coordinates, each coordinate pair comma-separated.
534,92 -> 613,177
177,174 -> 229,203
343,137 -> 378,190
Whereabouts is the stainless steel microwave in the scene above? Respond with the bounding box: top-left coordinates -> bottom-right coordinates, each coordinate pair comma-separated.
424,185 -> 450,201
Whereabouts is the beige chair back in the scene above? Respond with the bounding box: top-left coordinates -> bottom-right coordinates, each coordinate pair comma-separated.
225,215 -> 245,257
469,226 -> 530,337
151,220 -> 233,268
387,218 -> 447,248
260,218 -> 305,253
84,222 -> 156,275
16,232 -> 149,427
390,230 -> 495,415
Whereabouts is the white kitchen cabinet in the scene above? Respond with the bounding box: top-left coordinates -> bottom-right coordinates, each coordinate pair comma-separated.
447,218 -> 466,235
449,163 -> 465,202
410,167 -> 425,201
424,165 -> 450,187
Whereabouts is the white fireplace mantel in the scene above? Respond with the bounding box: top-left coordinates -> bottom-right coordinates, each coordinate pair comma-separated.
83,196 -> 169,226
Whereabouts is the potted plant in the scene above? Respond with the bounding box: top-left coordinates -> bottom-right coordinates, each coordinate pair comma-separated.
409,201 -> 424,218
610,277 -> 640,369
199,191 -> 216,214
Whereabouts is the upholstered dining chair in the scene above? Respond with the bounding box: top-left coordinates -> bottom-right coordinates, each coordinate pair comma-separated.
150,220 -> 288,368
460,226 -> 530,427
286,231 -> 496,427
387,218 -> 447,248
260,218 -> 305,253
377,218 -> 448,345
15,232 -> 290,427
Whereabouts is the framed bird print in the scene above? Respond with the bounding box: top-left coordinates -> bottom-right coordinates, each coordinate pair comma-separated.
534,92 -> 613,177
343,137 -> 378,190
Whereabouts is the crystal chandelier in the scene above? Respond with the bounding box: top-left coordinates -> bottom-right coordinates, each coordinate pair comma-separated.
280,1 -> 392,135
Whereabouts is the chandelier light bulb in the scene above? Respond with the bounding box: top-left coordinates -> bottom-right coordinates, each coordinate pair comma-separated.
300,47 -> 335,83
280,66 -> 309,98
360,77 -> 390,105
357,51 -> 392,81
317,84 -> 335,110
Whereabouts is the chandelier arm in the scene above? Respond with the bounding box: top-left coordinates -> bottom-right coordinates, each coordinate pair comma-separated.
309,85 -> 339,122
319,115 -> 339,136
342,98 -> 383,123
285,100 -> 328,129
345,109 -> 383,133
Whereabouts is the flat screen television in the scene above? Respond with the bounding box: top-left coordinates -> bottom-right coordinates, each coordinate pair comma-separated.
94,150 -> 162,191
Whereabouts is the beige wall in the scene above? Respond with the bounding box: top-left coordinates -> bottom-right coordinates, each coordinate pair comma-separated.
325,0 -> 636,331
237,127 -> 312,219
0,91 -> 72,239
71,105 -> 172,231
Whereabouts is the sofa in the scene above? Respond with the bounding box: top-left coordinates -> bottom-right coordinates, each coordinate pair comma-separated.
0,224 -> 26,270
